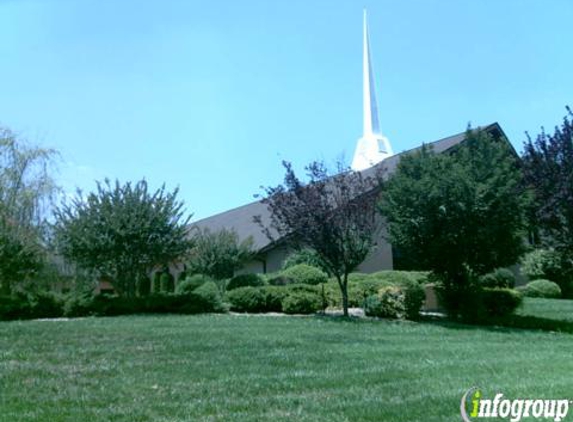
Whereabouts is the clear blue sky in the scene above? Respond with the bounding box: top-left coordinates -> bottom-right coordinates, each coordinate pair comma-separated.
1,0 -> 571,220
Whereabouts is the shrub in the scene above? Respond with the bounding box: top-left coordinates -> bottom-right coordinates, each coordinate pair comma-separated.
480,268 -> 516,289
481,288 -> 523,317
225,286 -> 267,312
521,249 -> 572,297
259,285 -> 289,312
521,249 -> 564,281
192,281 -> 227,313
0,293 -> 66,320
151,272 -> 161,294
160,272 -> 175,293
282,249 -> 325,272
177,270 -> 188,283
282,290 -> 322,314
364,280 -> 424,320
0,295 -> 32,320
364,286 -> 406,319
280,264 -> 328,285
518,279 -> 562,298
137,277 -> 151,296
267,274 -> 294,286
176,274 -> 213,294
227,273 -> 265,291
63,294 -> 96,317
28,293 -> 64,318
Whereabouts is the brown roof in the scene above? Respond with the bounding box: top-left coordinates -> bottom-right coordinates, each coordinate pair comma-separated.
191,123 -> 505,251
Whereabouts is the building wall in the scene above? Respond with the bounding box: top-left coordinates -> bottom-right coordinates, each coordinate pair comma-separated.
356,229 -> 393,273
237,232 -> 393,276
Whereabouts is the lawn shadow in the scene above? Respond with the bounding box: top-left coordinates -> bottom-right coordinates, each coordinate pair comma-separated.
420,313 -> 573,335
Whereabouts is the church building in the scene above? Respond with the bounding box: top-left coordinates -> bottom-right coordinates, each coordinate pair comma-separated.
192,11 -> 509,275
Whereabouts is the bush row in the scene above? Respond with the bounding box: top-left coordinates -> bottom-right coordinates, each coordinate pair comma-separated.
225,284 -> 325,315
0,284 -> 226,321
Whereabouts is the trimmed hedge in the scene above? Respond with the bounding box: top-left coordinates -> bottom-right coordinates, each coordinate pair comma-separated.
225,286 -> 267,312
0,290 -> 228,320
193,281 -> 228,313
280,264 -> 328,285
225,284 -> 323,314
227,273 -> 266,291
282,291 -> 322,314
0,293 -> 64,320
518,279 -> 562,298
481,288 -> 523,317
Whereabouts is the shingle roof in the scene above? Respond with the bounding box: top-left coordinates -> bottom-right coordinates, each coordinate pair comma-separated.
191,123 -> 503,251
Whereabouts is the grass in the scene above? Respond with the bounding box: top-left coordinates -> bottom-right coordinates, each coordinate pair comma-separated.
517,297 -> 573,322
2,310 -> 573,422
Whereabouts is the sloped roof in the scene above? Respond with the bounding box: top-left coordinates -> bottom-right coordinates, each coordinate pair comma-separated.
191,123 -> 505,251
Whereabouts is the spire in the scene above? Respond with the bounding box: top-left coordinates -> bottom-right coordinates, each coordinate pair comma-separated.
351,10 -> 393,171
363,9 -> 380,137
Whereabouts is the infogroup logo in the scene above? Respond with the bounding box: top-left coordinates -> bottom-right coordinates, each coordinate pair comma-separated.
461,387 -> 571,422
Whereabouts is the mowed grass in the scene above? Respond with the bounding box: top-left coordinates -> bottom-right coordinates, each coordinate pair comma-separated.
1,312 -> 573,422
518,297 -> 573,322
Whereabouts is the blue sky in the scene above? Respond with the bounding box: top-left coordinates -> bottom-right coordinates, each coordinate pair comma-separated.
0,0 -> 571,220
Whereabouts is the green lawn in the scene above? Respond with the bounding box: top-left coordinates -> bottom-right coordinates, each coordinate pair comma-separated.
1,305 -> 573,421
517,297 -> 573,322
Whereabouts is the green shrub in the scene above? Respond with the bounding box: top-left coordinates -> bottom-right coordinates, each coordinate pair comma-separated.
480,268 -> 516,289
137,277 -> 151,296
282,249 -> 326,272
481,288 -> 523,317
259,285 -> 289,312
0,293 -> 66,320
282,291 -> 322,314
364,280 -> 424,320
160,272 -> 175,293
193,281 -> 227,313
364,286 -> 406,319
225,286 -> 267,312
227,273 -> 265,291
521,249 -> 564,281
518,279 -> 562,298
0,295 -> 31,320
63,294 -> 95,317
28,293 -> 64,318
280,264 -> 328,285
177,270 -> 188,283
267,274 -> 294,286
176,274 -> 213,294
151,272 -> 161,294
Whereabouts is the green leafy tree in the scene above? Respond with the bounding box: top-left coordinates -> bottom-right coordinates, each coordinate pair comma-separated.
257,161 -> 382,317
522,107 -> 573,290
380,128 -> 528,318
186,227 -> 253,280
0,129 -> 58,295
54,179 -> 191,297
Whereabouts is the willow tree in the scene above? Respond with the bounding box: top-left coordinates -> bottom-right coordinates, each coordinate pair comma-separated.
0,128 -> 58,295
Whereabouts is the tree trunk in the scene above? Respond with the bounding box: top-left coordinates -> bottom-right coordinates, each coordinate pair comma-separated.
336,275 -> 349,317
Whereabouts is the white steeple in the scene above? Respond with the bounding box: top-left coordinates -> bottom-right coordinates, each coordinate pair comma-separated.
351,10 -> 393,171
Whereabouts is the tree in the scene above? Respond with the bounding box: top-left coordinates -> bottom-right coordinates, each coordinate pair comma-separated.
522,107 -> 573,285
379,128 -> 528,318
186,227 -> 253,280
0,128 -> 58,295
257,161 -> 382,316
54,179 -> 192,297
